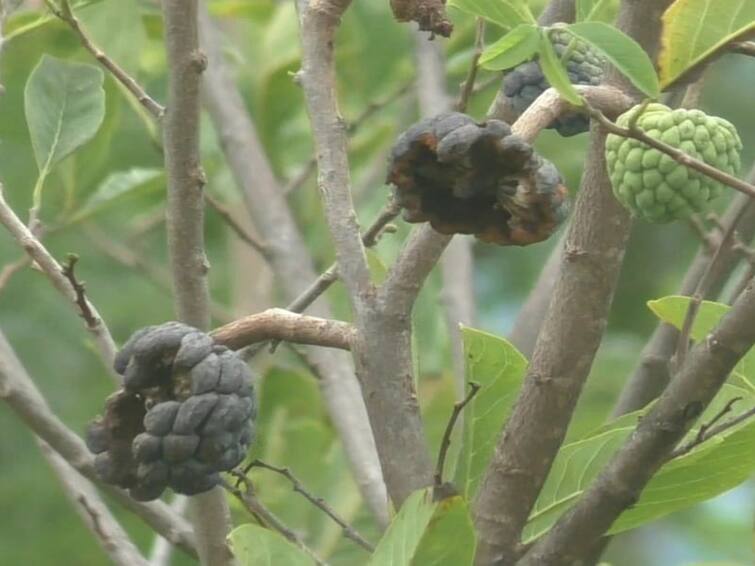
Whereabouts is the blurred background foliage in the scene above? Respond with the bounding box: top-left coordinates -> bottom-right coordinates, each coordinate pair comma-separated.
0,0 -> 752,564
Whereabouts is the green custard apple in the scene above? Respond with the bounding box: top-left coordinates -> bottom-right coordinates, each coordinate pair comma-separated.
605,103 -> 742,223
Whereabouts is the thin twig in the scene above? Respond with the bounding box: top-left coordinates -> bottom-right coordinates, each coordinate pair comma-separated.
730,41 -> 755,57
670,397 -> 743,458
221,477 -> 329,566
61,253 -> 98,329
0,255 -> 29,293
434,382 -> 481,488
673,201 -> 752,369
454,18 -> 485,113
589,106 -> 755,199
205,193 -> 270,258
242,460 -> 375,552
50,0 -> 164,118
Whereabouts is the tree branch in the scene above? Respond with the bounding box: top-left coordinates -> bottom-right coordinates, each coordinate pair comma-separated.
161,2 -> 234,564
0,328 -> 198,558
472,3 -> 671,562
0,184 -> 118,374
38,440 -> 150,566
520,278 -> 755,565
198,4 -> 388,524
211,308 -> 356,351
295,0 -> 371,302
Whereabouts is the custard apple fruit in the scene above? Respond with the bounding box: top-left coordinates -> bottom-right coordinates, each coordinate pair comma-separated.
605,104 -> 741,223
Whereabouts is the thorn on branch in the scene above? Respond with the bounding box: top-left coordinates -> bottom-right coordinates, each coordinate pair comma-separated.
62,253 -> 98,329
240,460 -> 375,552
434,382 -> 481,491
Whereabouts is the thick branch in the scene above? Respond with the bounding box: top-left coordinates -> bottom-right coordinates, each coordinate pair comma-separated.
211,308 -> 356,351
198,5 -> 388,524
521,279 -> 755,565
0,329 -> 197,558
161,2 -> 233,564
472,4 -> 670,562
39,441 -> 150,566
295,0 -> 372,302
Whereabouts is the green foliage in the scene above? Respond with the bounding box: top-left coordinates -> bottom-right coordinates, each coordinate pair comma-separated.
659,0 -> 755,89
368,489 -> 476,566
538,28 -> 583,105
454,327 -> 527,499
24,55 -> 105,208
447,0 -> 536,29
575,0 -> 619,23
479,23 -> 539,71
229,523 -> 313,566
605,104 -> 742,223
565,22 -> 660,98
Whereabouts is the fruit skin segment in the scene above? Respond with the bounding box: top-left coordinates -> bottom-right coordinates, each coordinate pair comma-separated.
605,103 -> 742,223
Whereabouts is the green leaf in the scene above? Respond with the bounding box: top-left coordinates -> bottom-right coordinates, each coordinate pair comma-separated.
610,417 -> 755,533
647,296 -> 755,393
368,490 -> 437,566
523,410 -> 645,542
454,327 -> 527,499
70,168 -> 162,223
448,0 -> 536,29
412,496 -> 477,566
24,55 -> 105,209
479,24 -> 540,71
659,0 -> 755,89
575,0 -> 619,23
229,523 -> 313,566
566,22 -> 660,98
538,30 -> 583,106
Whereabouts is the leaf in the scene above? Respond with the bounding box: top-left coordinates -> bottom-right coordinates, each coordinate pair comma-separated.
368,490 -> 436,566
523,410 -> 645,542
575,0 -> 619,23
566,22 -> 660,98
610,417 -> 755,533
229,523 -> 313,566
647,296 -> 755,393
24,55 -> 105,175
538,30 -> 583,106
479,24 -> 540,71
448,0 -> 536,29
70,168 -> 162,223
659,0 -> 755,89
454,327 -> 527,499
412,496 -> 477,566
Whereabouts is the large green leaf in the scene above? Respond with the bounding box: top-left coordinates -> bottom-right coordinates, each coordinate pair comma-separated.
647,296 -> 755,393
448,0 -> 536,29
566,22 -> 660,98
538,29 -> 582,105
659,0 -> 755,89
575,0 -> 619,23
368,490 -> 436,566
69,168 -> 162,223
611,418 -> 755,533
523,410 -> 645,542
24,55 -> 105,208
479,24 -> 540,71
454,327 -> 527,499
229,523 -> 313,566
411,496 -> 477,566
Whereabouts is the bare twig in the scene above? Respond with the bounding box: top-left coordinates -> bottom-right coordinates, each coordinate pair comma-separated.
0,255 -> 29,293
589,107 -> 755,199
0,184 -> 118,373
149,495 -> 189,566
454,19 -> 485,113
731,41 -> 755,57
51,0 -> 164,118
61,254 -> 98,329
670,396 -> 743,458
434,382 -> 481,488
161,2 -> 234,564
221,477 -> 329,566
211,308 -> 356,351
0,329 -> 198,558
521,280 -> 755,565
243,460 -> 375,552
39,441 -> 150,566
205,193 -> 269,258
